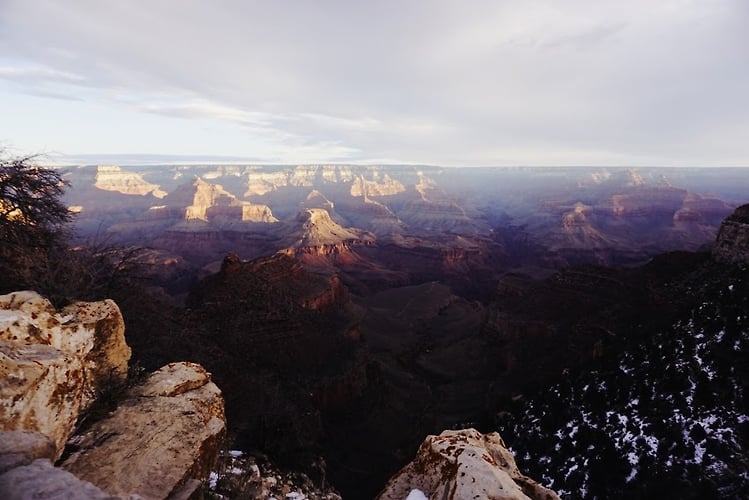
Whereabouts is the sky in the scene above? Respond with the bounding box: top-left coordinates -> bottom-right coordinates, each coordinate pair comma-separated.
0,0 -> 747,166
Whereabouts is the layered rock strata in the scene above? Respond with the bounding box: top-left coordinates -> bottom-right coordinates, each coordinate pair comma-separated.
93,165 -> 167,198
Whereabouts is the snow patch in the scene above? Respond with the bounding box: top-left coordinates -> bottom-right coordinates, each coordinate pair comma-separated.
406,489 -> 429,500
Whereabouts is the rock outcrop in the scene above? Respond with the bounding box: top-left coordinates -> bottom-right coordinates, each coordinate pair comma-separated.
377,428 -> 559,500
93,165 -> 167,198
713,203 -> 749,265
165,177 -> 277,223
280,208 -> 374,267
61,362 -> 226,499
350,172 -> 406,197
0,291 -> 131,457
295,208 -> 369,247
0,292 -> 227,499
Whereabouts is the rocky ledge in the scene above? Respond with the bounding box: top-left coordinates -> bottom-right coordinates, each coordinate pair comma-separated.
714,203 -> 749,265
0,291 -> 226,499
61,362 -> 225,499
377,428 -> 559,500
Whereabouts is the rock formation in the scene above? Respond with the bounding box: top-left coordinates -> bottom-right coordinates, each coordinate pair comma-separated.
377,428 -> 559,500
713,203 -> 749,265
61,362 -> 225,499
397,198 -> 479,235
335,197 -> 404,236
558,202 -> 608,248
0,292 -> 227,499
0,341 -> 86,462
62,164 -> 742,280
0,459 -> 115,500
165,177 -> 277,223
279,208 -> 375,268
93,165 -> 167,198
350,172 -> 406,197
244,165 -> 354,196
295,208 -> 365,247
0,291 -> 131,457
609,187 -> 686,217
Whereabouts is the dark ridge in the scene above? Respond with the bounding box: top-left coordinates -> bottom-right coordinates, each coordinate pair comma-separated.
728,203 -> 749,223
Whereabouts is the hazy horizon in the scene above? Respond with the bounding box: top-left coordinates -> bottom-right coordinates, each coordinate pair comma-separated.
34,153 -> 749,168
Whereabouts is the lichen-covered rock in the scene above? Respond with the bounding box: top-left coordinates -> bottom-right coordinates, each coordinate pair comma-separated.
0,341 -> 86,459
0,459 -> 117,500
377,428 -> 559,500
0,291 -> 131,459
0,293 -> 227,498
61,362 -> 226,499
0,291 -> 131,406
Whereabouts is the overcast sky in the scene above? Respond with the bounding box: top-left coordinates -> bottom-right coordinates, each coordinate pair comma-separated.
1,0 -> 747,166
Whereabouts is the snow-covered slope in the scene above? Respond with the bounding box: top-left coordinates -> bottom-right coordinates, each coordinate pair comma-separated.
499,263 -> 749,498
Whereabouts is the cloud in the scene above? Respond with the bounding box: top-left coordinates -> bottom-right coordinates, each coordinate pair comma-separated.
0,64 -> 89,100
0,0 -> 747,165
135,99 -> 273,128
0,65 -> 86,84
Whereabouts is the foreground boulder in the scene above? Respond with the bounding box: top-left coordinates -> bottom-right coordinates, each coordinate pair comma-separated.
0,431 -> 56,475
0,341 -> 85,461
61,362 -> 226,499
377,428 -> 559,500
0,291 -> 227,499
0,291 -> 130,458
0,459 -> 115,500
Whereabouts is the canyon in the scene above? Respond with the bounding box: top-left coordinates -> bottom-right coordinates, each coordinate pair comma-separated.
62,165 -> 746,303
5,164 -> 747,499
63,165 -> 744,267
